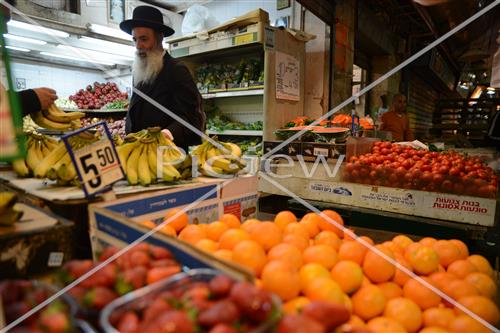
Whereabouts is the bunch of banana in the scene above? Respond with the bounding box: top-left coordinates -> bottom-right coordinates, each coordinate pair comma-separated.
117,127 -> 192,186
191,138 -> 246,177
31,104 -> 84,131
0,192 -> 23,226
42,131 -> 99,186
12,132 -> 59,177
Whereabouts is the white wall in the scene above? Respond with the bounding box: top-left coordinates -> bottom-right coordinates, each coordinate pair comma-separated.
9,59 -> 107,98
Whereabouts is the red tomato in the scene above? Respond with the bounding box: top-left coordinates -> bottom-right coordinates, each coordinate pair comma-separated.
441,180 -> 453,192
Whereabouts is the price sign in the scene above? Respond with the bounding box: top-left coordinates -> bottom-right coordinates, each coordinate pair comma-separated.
62,122 -> 124,198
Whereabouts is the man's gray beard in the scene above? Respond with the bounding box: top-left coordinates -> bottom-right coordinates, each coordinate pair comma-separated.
133,49 -> 164,86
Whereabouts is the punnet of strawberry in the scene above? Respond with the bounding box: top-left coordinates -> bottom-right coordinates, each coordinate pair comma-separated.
100,269 -> 282,333
344,141 -> 498,198
54,243 -> 181,314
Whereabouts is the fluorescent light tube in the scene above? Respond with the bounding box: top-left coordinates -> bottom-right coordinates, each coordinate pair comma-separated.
7,20 -> 69,38
3,34 -> 47,45
57,44 -> 133,62
89,24 -> 132,41
6,46 -> 30,52
40,51 -> 115,66
78,36 -> 135,53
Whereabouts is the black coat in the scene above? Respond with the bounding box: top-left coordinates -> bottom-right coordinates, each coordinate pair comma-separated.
125,53 -> 204,150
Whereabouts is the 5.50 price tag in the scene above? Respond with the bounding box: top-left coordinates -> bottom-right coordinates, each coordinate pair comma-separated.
62,121 -> 125,198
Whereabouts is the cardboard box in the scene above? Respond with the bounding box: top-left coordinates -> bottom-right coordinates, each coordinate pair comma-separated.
0,203 -> 74,278
259,177 -> 497,227
89,180 -> 258,280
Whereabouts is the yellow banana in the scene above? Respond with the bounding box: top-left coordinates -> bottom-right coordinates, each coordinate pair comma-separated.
0,192 -> 17,215
45,104 -> 85,122
147,143 -> 158,179
223,142 -> 242,157
117,141 -> 139,168
34,142 -> 68,178
0,208 -> 23,226
57,163 -> 77,182
126,145 -> 141,185
26,142 -> 42,171
138,145 -> 151,186
32,111 -> 71,130
12,159 -> 30,177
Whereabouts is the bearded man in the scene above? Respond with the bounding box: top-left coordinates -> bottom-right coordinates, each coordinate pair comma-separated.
120,6 -> 204,150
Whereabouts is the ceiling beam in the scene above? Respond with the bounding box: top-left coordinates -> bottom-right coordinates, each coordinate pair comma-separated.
296,0 -> 335,25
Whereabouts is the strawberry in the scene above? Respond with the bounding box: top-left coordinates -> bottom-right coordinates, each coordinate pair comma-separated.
99,247 -> 120,261
146,266 -> 181,285
116,311 -> 139,333
129,250 -> 150,268
79,263 -> 116,288
149,246 -> 173,260
83,287 -> 118,310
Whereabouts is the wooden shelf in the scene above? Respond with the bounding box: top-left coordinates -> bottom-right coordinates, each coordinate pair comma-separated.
202,89 -> 264,99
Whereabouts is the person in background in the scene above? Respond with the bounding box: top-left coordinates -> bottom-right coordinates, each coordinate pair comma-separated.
380,93 -> 415,141
376,94 -> 388,124
1,0 -> 58,115
120,5 -> 204,151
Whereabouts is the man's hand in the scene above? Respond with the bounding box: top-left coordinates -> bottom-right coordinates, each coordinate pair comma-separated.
33,87 -> 57,110
162,129 -> 174,141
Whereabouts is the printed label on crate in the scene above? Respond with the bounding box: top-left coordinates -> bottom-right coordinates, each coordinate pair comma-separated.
106,185 -> 218,217
224,202 -> 241,217
309,182 -> 353,196
359,188 -> 417,208
430,197 -> 490,214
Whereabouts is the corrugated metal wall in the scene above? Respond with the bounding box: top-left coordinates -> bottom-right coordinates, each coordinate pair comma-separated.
407,74 -> 437,139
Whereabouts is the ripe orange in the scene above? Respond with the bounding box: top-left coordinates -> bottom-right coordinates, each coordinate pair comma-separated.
450,239 -> 469,260
232,240 -> 267,276
377,282 -> 403,300
393,235 -> 414,250
299,263 -> 331,292
466,255 -> 494,278
282,234 -> 309,252
341,315 -> 366,329
442,279 -> 479,302
419,327 -> 449,333
447,259 -> 477,279
274,211 -> 297,230
366,317 -> 406,333
219,213 -> 241,229
218,229 -> 251,250
422,307 -> 455,329
343,227 -> 357,241
404,242 -> 422,262
303,277 -> 345,305
338,241 -> 367,265
382,241 -> 403,256
140,220 -> 156,229
419,237 -> 437,247
163,208 -> 189,232
465,272 -> 497,299
282,296 -> 310,314
351,285 -> 387,320
213,249 -> 232,262
428,272 -> 458,291
449,315 -> 491,333
406,245 -> 440,275
240,219 -> 261,233
314,230 -> 342,250
303,244 -> 338,269
454,296 -> 500,325
283,222 -> 310,239
392,256 -> 413,287
299,213 -> 321,237
383,297 -> 422,332
159,224 -> 177,237
363,245 -> 396,283
403,277 -> 441,310
248,221 -> 283,251
261,260 -> 300,301
433,240 -> 461,268
178,225 -> 206,244
268,243 -> 303,270
195,239 -> 218,253
205,221 -> 229,241
330,260 -> 363,294
318,209 -> 344,237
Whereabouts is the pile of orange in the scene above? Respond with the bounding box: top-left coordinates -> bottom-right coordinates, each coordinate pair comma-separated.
140,209 -> 499,333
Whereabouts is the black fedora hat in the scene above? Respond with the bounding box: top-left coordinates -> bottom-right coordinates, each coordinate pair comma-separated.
120,6 -> 174,37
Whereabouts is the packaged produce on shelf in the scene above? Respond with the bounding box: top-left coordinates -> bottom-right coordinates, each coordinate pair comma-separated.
55,98 -> 78,110
191,138 -> 246,177
69,82 -> 128,110
207,113 -> 263,132
195,58 -> 264,91
230,138 -> 262,156
101,269 -> 281,333
0,280 -> 79,333
140,209 -> 499,332
0,192 -> 23,225
31,104 -> 84,131
116,127 -> 192,186
344,141 -> 498,198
